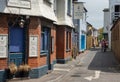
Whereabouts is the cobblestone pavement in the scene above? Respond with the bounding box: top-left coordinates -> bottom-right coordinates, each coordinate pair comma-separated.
8,48 -> 120,82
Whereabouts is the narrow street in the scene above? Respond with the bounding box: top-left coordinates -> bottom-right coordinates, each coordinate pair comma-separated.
58,48 -> 120,82
11,48 -> 120,82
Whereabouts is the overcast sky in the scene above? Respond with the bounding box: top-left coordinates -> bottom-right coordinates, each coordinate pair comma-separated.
78,0 -> 109,29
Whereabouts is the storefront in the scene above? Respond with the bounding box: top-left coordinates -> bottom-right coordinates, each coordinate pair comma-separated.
0,14 -> 56,81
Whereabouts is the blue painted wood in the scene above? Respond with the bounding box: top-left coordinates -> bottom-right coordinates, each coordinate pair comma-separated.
30,65 -> 48,78
81,35 -> 85,51
41,27 -> 51,70
9,26 -> 25,66
30,60 -> 56,78
0,70 -> 6,82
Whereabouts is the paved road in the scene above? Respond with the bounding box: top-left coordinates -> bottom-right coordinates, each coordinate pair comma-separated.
9,48 -> 120,82
58,48 -> 120,82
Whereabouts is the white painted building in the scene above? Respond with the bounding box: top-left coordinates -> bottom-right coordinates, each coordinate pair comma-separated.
103,0 -> 120,49
103,8 -> 111,49
0,0 -> 57,21
73,1 -> 87,52
54,0 -> 74,27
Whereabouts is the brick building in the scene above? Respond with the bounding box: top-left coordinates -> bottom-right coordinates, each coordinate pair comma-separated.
55,0 -> 74,63
0,0 -> 57,81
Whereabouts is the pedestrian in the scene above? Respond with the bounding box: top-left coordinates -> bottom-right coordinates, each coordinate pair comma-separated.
101,39 -> 107,52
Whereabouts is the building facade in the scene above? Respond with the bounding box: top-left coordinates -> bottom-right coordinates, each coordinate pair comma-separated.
103,8 -> 110,42
105,0 -> 120,49
0,0 -> 57,81
111,18 -> 120,63
73,3 -> 87,52
55,0 -> 74,63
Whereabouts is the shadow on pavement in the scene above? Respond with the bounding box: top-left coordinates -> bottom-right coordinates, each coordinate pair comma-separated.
89,47 -> 100,51
88,49 -> 120,73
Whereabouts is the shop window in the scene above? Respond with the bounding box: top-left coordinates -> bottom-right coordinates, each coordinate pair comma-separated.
41,27 -> 48,55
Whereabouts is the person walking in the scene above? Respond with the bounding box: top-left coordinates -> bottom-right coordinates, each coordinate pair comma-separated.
101,39 -> 107,52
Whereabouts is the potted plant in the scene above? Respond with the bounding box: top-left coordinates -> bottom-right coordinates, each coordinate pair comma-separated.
6,62 -> 17,79
17,63 -> 31,78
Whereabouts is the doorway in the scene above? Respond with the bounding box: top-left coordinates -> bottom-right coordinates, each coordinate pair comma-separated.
9,26 -> 26,66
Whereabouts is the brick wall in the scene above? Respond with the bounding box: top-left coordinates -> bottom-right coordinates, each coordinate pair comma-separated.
56,26 -> 65,59
28,17 -> 56,68
56,26 -> 72,60
64,27 -> 72,59
28,17 -> 41,68
50,25 -> 56,63
0,15 -> 8,69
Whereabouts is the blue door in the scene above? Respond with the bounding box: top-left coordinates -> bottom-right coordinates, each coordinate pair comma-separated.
41,27 -> 51,70
81,35 -> 85,51
9,26 -> 26,66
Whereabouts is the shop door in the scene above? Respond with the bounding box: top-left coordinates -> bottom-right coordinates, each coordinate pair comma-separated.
9,26 -> 26,66
41,27 -> 51,70
81,35 -> 85,51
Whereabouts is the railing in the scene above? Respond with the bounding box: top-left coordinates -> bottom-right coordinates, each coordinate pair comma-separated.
112,12 -> 120,23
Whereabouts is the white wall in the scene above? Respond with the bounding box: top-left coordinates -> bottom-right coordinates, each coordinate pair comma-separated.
56,0 -> 73,27
108,0 -> 120,49
109,0 -> 120,24
103,9 -> 110,33
0,0 -> 57,21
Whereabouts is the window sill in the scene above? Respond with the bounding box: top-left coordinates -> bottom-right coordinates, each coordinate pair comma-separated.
66,49 -> 71,52
40,51 -> 48,56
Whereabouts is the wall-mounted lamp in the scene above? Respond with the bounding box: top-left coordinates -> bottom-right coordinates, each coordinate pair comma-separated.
19,17 -> 25,28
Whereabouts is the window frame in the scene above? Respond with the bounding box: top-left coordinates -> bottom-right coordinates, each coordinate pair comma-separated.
67,0 -> 72,16
40,27 -> 49,55
66,29 -> 71,52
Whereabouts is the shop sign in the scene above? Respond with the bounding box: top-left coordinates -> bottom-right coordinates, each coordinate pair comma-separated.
29,35 -> 38,57
74,2 -> 84,19
7,0 -> 31,9
0,35 -> 8,58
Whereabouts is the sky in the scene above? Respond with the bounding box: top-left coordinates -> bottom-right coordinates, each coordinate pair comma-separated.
78,0 -> 109,29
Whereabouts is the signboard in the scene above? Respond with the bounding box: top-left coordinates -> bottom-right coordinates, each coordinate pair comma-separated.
0,35 -> 8,58
7,0 -> 31,9
29,36 -> 38,57
74,2 -> 84,19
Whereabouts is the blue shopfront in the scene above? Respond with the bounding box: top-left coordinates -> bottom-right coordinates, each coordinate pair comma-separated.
80,34 -> 86,52
9,25 -> 26,66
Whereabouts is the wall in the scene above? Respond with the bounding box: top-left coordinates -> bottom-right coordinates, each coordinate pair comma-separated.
56,26 -> 72,63
109,0 -> 120,24
56,26 -> 65,59
56,0 -> 73,27
0,0 -> 56,21
103,9 -> 110,33
0,15 -> 8,70
111,19 -> 120,63
28,17 -> 56,68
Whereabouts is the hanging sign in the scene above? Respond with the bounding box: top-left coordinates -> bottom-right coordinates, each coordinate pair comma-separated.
7,0 -> 31,9
74,2 -> 84,19
29,35 -> 38,57
0,35 -> 8,58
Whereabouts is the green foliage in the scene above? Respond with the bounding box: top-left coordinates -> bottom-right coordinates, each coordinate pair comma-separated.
98,28 -> 104,40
